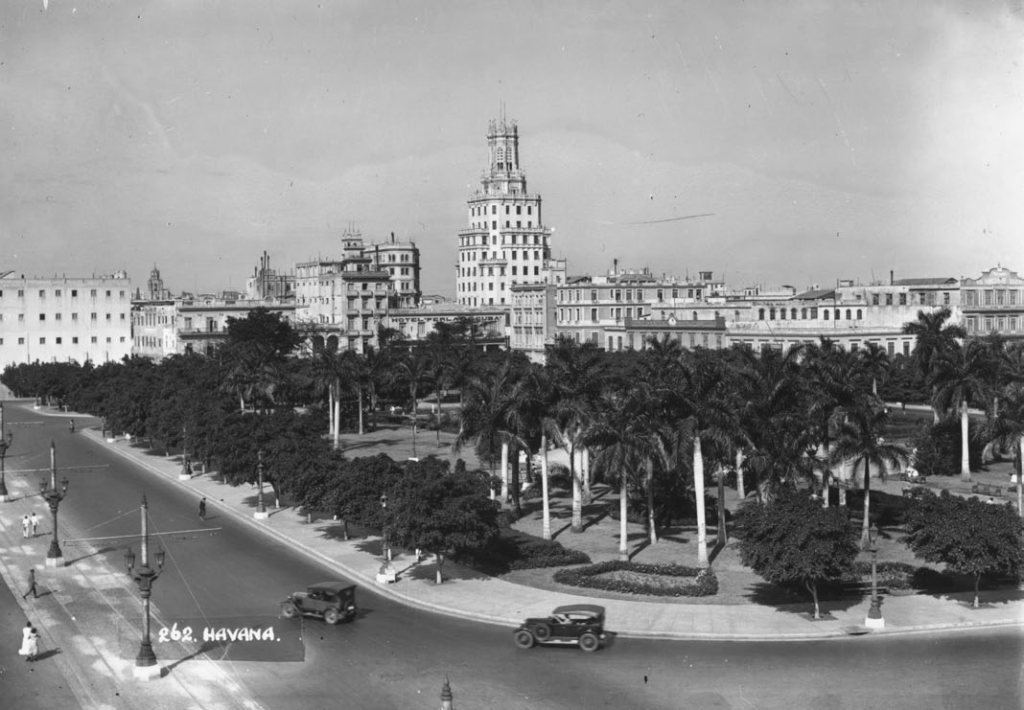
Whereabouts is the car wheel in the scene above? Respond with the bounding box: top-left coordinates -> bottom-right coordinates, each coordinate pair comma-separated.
579,633 -> 600,652
281,603 -> 299,619
324,608 -> 340,625
533,623 -> 551,642
513,630 -> 535,649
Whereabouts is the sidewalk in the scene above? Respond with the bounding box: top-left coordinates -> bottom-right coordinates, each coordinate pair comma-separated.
82,424 -> 1024,642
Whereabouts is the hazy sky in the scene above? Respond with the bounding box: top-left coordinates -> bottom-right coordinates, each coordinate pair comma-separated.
2,1 -> 1022,296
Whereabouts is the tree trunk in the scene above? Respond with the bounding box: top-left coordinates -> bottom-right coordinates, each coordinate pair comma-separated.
694,436 -> 708,566
861,458 -> 872,549
332,387 -> 340,450
646,458 -> 657,545
972,573 -> 980,609
357,389 -> 365,436
436,553 -> 445,585
500,441 -> 509,502
806,580 -> 821,620
435,387 -> 442,447
582,448 -> 591,504
510,454 -> 522,518
570,443 -> 583,533
717,467 -> 728,546
411,395 -> 418,459
735,448 -> 745,500
1017,438 -> 1023,521
619,477 -> 629,561
541,434 -> 551,540
960,401 -> 971,482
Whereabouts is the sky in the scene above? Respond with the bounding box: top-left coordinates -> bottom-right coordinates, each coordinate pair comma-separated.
1,0 -> 1022,297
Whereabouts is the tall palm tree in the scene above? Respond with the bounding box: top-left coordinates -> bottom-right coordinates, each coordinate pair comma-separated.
902,308 -> 966,422
585,383 -> 651,561
394,349 -> 433,460
545,337 -> 605,533
678,349 -> 741,566
931,340 -> 995,481
988,383 -> 1024,518
858,341 -> 891,398
829,402 -> 910,548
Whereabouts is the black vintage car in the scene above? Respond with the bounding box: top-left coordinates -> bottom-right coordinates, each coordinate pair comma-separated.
280,582 -> 358,625
513,604 -> 606,652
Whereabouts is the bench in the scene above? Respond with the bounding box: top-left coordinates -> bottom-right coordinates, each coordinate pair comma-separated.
839,581 -> 888,596
971,483 -> 1002,497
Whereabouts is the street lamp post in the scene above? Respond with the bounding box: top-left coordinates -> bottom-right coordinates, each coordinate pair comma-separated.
39,442 -> 69,568
178,426 -> 192,481
865,523 -> 885,629
254,449 -> 269,520
375,492 -> 397,584
0,402 -> 13,502
125,495 -> 166,680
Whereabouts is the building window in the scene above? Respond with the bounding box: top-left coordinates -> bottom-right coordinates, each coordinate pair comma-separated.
885,293 -> 893,305
824,310 -> 830,321
39,313 -> 46,321
56,337 -> 62,344
72,337 -> 78,344
39,337 -> 45,344
758,308 -> 765,320
856,309 -> 863,320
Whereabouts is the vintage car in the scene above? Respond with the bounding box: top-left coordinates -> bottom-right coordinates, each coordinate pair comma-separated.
280,582 -> 358,625
513,604 -> 606,652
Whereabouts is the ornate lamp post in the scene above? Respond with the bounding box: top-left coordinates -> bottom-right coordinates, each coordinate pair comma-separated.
375,492 -> 397,584
254,449 -> 269,520
0,402 -> 13,502
39,442 -> 69,568
125,495 -> 166,680
865,523 -> 884,629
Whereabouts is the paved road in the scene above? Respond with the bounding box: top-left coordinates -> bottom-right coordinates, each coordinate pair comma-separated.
1,404 -> 1022,708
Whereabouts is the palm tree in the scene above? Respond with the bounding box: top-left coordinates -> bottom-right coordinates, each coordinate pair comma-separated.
988,383 -> 1024,518
931,340 -> 996,481
678,349 -> 741,566
902,308 -> 966,422
585,383 -> 651,561
545,337 -> 605,533
858,341 -> 891,398
829,402 -> 910,548
393,349 -> 433,460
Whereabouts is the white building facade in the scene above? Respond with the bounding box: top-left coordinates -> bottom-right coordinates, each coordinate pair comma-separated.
456,116 -> 554,307
0,272 -> 133,369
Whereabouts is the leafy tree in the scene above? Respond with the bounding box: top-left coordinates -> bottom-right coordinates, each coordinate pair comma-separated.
902,308 -> 966,422
737,488 -> 859,620
904,489 -> 1024,608
387,459 -> 500,583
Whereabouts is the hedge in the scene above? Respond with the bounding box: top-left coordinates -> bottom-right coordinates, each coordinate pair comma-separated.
553,561 -> 719,597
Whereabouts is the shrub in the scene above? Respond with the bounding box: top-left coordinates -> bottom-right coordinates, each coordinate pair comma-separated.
553,561 -> 719,597
911,419 -> 984,477
455,530 -> 590,574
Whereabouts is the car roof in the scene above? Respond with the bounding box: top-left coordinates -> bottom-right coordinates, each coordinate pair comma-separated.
307,581 -> 355,594
551,604 -> 605,617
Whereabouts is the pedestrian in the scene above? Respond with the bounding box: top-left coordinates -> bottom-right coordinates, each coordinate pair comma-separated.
18,622 -> 39,662
22,568 -> 38,600
29,511 -> 40,537
21,514 -> 30,539
69,419 -> 75,433
198,497 -> 207,520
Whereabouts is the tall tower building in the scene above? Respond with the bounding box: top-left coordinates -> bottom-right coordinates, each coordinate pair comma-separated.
456,115 -> 553,306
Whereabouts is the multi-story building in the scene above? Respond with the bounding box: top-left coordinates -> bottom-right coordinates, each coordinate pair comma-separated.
0,271 -> 133,368
554,267 -> 724,351
132,300 -> 177,361
175,296 -> 297,357
508,258 -> 568,362
294,230 -> 420,353
960,265 -> 1024,341
456,116 -> 554,307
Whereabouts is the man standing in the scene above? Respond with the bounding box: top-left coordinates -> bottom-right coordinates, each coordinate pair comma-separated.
21,514 -> 30,539
198,497 -> 207,520
29,511 -> 40,537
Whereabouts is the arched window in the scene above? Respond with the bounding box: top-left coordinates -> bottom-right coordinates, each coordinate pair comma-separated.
846,309 -> 852,321
758,308 -> 765,320
692,311 -> 698,320
856,309 -> 863,320
791,308 -> 798,320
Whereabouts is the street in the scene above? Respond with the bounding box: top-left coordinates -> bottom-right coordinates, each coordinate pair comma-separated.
1,404 -> 1021,709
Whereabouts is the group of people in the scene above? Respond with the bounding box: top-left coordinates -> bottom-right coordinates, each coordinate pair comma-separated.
20,511 -> 40,539
18,622 -> 41,662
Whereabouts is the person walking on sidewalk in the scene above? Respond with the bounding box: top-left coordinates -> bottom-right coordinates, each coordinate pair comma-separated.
198,497 -> 207,520
29,511 -> 40,537
21,515 -> 30,539
19,622 -> 40,662
22,568 -> 38,600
